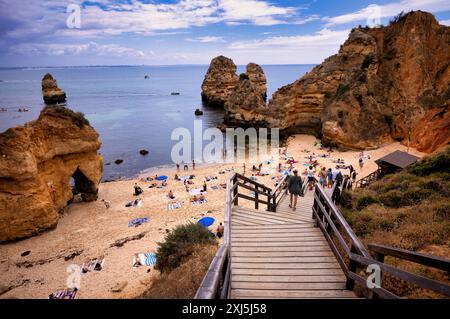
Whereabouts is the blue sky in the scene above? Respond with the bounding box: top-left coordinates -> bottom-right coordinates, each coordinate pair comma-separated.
0,0 -> 449,66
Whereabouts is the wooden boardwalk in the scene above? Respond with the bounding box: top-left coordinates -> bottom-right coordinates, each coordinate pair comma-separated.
229,189 -> 356,299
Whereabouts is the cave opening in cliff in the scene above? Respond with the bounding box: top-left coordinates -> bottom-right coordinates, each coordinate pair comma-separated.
71,168 -> 97,201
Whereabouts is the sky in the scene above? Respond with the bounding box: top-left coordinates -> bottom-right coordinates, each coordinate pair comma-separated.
0,0 -> 449,67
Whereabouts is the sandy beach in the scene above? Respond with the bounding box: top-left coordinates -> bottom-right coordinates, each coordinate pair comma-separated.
0,135 -> 424,299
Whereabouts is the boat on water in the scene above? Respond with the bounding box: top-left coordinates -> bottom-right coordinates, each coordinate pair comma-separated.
171,92 -> 180,95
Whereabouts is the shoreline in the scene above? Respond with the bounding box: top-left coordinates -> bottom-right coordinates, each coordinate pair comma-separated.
0,135 -> 425,299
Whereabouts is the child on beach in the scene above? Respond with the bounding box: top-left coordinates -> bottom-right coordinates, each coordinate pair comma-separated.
133,183 -> 143,196
168,190 -> 175,199
216,223 -> 224,238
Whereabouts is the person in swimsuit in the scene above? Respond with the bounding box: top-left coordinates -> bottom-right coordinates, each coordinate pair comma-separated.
288,170 -> 303,211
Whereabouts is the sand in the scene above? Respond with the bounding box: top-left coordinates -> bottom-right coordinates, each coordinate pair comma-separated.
0,135 -> 425,299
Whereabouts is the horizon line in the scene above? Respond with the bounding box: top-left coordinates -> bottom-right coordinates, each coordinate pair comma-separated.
0,63 -> 318,69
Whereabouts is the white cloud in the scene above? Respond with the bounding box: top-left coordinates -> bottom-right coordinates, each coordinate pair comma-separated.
440,19 -> 450,25
324,0 -> 450,26
186,36 -> 225,42
11,42 -> 146,58
229,28 -> 350,50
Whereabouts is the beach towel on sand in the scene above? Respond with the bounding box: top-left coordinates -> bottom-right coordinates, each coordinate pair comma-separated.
81,257 -> 105,273
211,185 -> 219,190
128,217 -> 149,228
49,288 -> 78,299
192,199 -> 208,205
167,201 -> 182,210
133,253 -> 157,267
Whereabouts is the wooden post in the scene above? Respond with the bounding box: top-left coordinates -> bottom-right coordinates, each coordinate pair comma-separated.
346,244 -> 358,290
255,185 -> 259,210
272,192 -> 276,212
233,174 -> 238,206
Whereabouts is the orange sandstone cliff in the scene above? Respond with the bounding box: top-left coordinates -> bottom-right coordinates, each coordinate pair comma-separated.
221,11 -> 450,152
0,106 -> 103,242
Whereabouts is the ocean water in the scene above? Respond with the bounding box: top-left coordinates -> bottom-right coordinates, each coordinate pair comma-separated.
0,65 -> 313,180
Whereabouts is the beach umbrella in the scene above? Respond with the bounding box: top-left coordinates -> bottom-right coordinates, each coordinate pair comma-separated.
198,217 -> 215,228
156,175 -> 168,181
282,170 -> 291,175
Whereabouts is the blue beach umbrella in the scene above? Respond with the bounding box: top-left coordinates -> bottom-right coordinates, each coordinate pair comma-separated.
282,170 -> 291,175
198,217 -> 215,228
156,175 -> 168,181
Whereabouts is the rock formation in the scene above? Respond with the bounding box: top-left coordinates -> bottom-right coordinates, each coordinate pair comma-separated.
246,63 -> 267,101
201,56 -> 238,107
42,73 -> 67,105
0,106 -> 103,242
223,11 -> 450,152
224,73 -> 267,126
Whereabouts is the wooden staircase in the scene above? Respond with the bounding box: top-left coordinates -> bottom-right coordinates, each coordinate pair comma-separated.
229,189 -> 357,299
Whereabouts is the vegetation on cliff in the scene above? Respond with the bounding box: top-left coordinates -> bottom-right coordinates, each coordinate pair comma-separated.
142,223 -> 217,298
341,148 -> 450,297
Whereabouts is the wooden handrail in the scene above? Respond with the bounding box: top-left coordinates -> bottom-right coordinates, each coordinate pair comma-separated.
368,243 -> 450,272
313,177 -> 450,298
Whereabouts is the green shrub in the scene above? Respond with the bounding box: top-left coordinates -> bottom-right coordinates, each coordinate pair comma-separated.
155,223 -> 217,273
408,148 -> 450,176
361,55 -> 375,69
335,84 -> 349,99
384,114 -> 393,127
44,105 -> 90,128
239,73 -> 249,80
356,195 -> 380,210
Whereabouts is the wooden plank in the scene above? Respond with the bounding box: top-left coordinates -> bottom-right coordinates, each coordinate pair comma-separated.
231,289 -> 356,299
232,245 -> 330,252
232,213 -> 286,224
232,217 -> 266,226
232,268 -> 344,276
234,236 -> 324,243
232,241 -> 328,247
232,275 -> 346,283
232,256 -> 338,263
231,227 -> 320,234
232,262 -> 341,269
232,282 -> 347,290
232,232 -> 322,238
231,251 -> 335,258
232,224 -> 314,230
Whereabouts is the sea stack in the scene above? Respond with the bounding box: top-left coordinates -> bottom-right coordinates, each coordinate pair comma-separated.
225,73 -> 267,127
42,73 -> 66,105
0,106 -> 103,242
201,56 -> 238,107
246,63 -> 267,101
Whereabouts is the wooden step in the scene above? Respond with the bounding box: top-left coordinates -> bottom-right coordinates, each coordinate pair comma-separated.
231,289 -> 356,299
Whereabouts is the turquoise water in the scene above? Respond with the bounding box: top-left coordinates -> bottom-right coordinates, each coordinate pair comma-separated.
0,65 -> 313,180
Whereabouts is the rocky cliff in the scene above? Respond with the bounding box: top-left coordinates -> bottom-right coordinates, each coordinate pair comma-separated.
201,56 -> 267,108
224,11 -> 450,152
42,73 -> 67,105
201,56 -> 239,107
0,106 -> 103,242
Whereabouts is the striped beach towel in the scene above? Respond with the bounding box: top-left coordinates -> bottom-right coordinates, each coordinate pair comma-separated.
49,288 -> 78,299
144,253 -> 157,266
192,199 -> 208,205
167,201 -> 182,210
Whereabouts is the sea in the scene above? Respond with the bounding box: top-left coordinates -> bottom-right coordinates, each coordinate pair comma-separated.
0,65 -> 314,181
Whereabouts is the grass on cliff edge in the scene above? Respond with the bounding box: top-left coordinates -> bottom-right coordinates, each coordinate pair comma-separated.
340,147 -> 450,298
42,105 -> 90,128
142,223 -> 218,299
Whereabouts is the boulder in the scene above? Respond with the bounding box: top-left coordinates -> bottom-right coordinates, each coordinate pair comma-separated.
139,149 -> 149,156
42,73 -> 66,105
194,109 -> 203,116
201,56 -> 238,107
0,106 -> 103,242
114,159 -> 123,165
